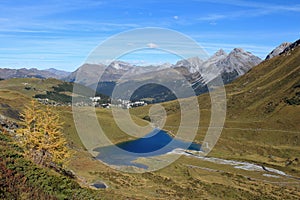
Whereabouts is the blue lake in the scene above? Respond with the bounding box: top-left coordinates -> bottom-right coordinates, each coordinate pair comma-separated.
94,129 -> 201,169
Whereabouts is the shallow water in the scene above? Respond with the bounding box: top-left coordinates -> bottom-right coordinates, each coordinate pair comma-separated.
91,182 -> 107,189
94,129 -> 200,169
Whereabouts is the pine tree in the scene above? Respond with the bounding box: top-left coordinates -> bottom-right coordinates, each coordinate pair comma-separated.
16,100 -> 71,168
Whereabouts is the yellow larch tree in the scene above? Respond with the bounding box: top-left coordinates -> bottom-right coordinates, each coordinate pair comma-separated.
16,100 -> 71,168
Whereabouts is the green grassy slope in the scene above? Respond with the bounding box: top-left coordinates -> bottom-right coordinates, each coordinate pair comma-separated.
0,128 -> 101,200
0,45 -> 300,199
0,78 -> 131,199
211,46 -> 300,174
226,46 -> 300,122
131,45 -> 300,175
66,45 -> 300,199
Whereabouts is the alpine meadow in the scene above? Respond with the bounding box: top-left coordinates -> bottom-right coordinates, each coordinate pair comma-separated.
0,1 -> 300,199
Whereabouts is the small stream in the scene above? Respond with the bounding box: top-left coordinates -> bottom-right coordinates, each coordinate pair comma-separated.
93,129 -> 294,180
168,148 -> 289,177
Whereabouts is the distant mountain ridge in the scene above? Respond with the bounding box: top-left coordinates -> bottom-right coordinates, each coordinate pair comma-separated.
64,48 -> 262,102
0,68 -> 70,80
5,41 -> 298,103
2,40 -> 298,85
174,48 -> 261,84
44,68 -> 71,78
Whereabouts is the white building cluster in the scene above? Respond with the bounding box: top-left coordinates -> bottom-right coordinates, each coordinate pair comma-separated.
111,99 -> 147,109
35,96 -> 147,109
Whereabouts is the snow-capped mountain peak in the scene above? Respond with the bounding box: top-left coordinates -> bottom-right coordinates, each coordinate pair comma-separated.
108,61 -> 133,70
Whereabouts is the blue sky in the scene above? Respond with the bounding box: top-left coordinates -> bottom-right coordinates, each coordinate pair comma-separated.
0,0 -> 299,71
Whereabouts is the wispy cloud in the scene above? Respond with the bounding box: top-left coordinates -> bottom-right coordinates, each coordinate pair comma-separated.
0,1 -> 136,35
194,0 -> 300,12
0,35 -> 108,70
0,0 -> 299,70
197,14 -> 226,21
191,31 -> 300,40
194,0 -> 300,22
0,1 -> 107,19
0,19 -> 139,34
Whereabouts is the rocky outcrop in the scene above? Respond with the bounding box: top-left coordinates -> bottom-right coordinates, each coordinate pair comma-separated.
279,39 -> 300,55
0,114 -> 18,133
266,42 -> 291,60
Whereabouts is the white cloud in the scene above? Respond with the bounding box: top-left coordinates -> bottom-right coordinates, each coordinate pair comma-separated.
147,43 -> 158,48
173,15 -> 179,20
198,14 -> 225,21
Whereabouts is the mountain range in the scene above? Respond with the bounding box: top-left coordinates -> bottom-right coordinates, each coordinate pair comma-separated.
148,37 -> 300,158
0,68 -> 70,80
64,48 -> 261,85
0,39 -> 299,199
0,41 -> 297,103
62,48 -> 262,102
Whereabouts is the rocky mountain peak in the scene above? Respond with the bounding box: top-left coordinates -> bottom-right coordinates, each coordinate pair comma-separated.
232,48 -> 244,53
279,39 -> 300,56
222,48 -> 261,76
187,56 -> 204,66
266,42 -> 292,60
195,48 -> 262,83
214,49 -> 227,57
174,56 -> 204,73
108,61 -> 133,70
